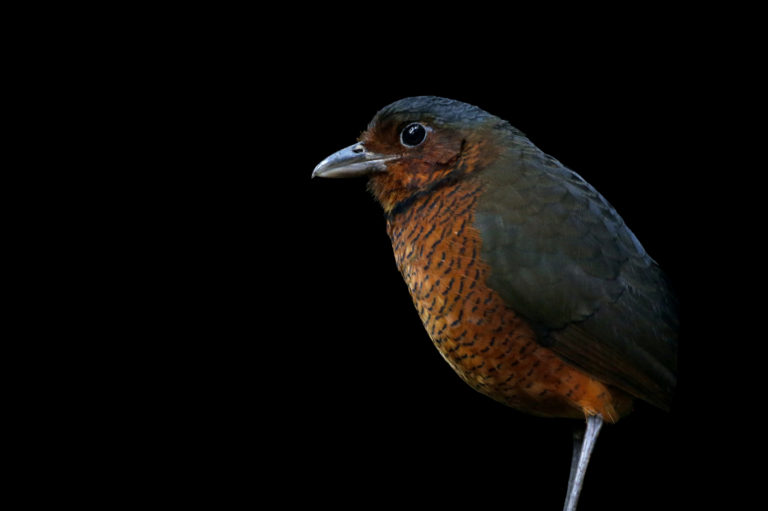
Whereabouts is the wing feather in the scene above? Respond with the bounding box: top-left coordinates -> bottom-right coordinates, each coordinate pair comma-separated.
474,139 -> 678,409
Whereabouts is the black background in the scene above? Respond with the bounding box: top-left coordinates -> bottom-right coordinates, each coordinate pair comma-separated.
90,17 -> 749,510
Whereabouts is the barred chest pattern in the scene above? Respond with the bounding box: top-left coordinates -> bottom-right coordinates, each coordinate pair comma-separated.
385,178 -> 626,421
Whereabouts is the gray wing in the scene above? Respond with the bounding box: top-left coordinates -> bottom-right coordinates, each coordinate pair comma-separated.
474,139 -> 678,410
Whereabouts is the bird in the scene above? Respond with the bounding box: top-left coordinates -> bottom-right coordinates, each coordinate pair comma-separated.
312,96 -> 677,510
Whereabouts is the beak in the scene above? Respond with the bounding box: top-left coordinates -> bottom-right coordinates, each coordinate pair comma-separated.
312,142 -> 398,179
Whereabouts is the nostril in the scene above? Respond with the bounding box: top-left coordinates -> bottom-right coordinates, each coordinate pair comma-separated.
352,144 -> 365,154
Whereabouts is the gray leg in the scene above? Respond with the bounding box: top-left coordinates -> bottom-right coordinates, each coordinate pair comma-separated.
563,415 -> 603,511
565,426 -> 585,503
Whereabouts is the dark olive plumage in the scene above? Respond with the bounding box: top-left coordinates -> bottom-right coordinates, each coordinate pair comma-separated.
472,132 -> 678,410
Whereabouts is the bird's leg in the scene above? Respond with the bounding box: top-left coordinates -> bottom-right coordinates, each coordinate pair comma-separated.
563,414 -> 603,511
565,425 -> 585,502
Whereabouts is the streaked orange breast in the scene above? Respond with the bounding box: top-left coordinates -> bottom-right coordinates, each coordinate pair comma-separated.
386,179 -> 631,422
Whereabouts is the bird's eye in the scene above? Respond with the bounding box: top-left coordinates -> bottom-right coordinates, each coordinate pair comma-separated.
400,123 -> 428,147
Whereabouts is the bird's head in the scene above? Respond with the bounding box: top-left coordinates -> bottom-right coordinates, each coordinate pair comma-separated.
313,96 -> 519,213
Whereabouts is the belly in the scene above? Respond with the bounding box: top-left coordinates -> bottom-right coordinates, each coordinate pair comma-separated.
386,184 -> 631,422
